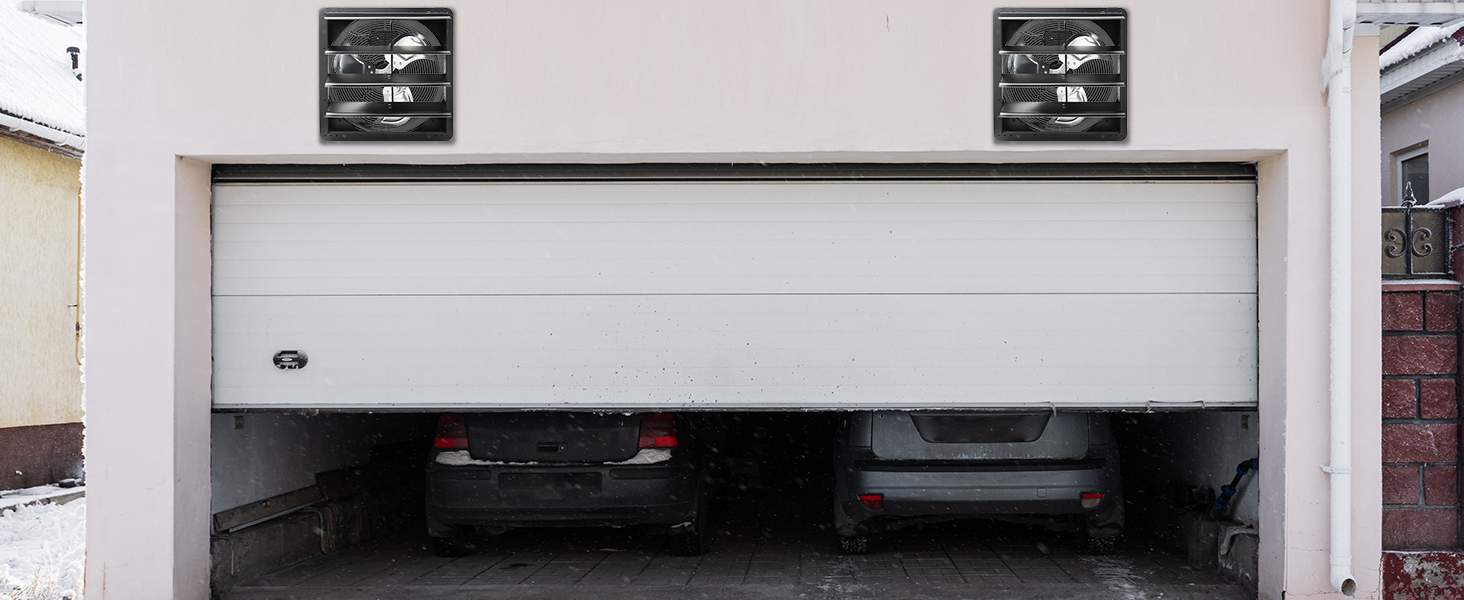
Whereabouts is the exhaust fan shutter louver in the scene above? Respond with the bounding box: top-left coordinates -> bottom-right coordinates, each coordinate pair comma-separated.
995,8 -> 1126,141
321,8 -> 453,141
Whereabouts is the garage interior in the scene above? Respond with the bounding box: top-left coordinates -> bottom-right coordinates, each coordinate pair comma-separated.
207,164 -> 1262,598
208,410 -> 1259,599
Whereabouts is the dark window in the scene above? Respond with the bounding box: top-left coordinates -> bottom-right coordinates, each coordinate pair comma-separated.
1402,152 -> 1429,204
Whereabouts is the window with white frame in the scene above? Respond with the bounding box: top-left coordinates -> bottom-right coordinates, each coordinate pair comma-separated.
1399,145 -> 1429,205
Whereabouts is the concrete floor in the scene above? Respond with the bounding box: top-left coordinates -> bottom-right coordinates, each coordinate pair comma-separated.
224,415 -> 1250,599
225,510 -> 1249,600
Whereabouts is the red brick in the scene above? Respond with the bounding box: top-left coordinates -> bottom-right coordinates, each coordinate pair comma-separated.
1384,423 -> 1460,463
1384,379 -> 1419,418
1421,378 -> 1459,419
1384,551 -> 1464,596
1384,293 -> 1425,331
1426,466 -> 1458,506
1383,509 -> 1458,549
1384,465 -> 1422,505
1427,293 -> 1461,332
1384,335 -> 1458,375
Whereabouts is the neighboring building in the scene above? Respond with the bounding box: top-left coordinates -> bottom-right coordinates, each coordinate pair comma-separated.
1377,16 -> 1464,595
1380,20 -> 1464,206
0,1 -> 85,490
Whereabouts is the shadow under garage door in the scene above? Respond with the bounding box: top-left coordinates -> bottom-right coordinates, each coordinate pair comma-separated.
220,413 -> 1251,600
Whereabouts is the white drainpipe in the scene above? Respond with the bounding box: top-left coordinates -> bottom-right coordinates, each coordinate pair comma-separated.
1321,0 -> 1357,595
0,112 -> 85,152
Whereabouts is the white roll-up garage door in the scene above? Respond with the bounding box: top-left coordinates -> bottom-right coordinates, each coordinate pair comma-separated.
212,174 -> 1257,410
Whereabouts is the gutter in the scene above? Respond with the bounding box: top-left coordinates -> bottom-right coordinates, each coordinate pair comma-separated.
0,111 -> 85,152
1321,0 -> 1358,595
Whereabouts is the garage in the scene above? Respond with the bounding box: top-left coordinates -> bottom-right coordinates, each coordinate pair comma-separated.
207,164 -> 1260,598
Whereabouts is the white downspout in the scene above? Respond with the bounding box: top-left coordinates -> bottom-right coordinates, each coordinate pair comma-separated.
1321,0 -> 1357,595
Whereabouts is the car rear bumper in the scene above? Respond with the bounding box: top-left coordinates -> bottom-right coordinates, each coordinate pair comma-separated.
841,470 -> 1114,514
428,454 -> 699,528
835,449 -> 1123,532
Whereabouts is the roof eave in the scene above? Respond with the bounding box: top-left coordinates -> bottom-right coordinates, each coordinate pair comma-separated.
1360,2 -> 1464,26
0,111 -> 84,158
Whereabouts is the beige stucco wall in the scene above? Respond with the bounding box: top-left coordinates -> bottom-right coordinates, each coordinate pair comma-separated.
1381,79 -> 1464,205
84,2 -> 1382,598
0,136 -> 82,429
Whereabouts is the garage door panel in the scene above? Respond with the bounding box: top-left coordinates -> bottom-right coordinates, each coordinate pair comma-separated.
216,236 -> 1256,262
213,182 -> 1257,296
212,204 -> 1255,229
212,293 -> 1257,410
212,262 -> 1257,296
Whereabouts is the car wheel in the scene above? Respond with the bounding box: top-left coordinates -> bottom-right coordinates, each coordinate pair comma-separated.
668,496 -> 710,557
838,535 -> 869,555
433,529 -> 475,558
1080,533 -> 1117,555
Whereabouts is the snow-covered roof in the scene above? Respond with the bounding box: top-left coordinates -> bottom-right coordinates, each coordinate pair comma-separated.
1381,21 -> 1464,69
0,1 -> 83,137
1427,186 -> 1464,209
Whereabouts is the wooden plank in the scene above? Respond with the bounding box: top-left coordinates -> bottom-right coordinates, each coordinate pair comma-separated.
213,485 -> 323,533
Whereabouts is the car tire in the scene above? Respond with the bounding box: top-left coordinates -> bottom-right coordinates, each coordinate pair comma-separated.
838,535 -> 869,555
433,529 -> 475,558
668,496 -> 710,557
1080,533 -> 1117,555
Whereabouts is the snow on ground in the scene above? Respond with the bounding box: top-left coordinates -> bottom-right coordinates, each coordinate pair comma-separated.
0,1 -> 84,135
0,498 -> 84,600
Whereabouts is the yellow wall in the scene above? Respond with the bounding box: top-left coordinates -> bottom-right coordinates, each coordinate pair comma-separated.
0,136 -> 82,428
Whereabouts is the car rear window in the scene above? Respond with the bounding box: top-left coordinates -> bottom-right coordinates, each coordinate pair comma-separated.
908,412 -> 1052,444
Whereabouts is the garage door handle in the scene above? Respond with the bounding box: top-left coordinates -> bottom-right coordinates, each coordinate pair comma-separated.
274,350 -> 308,370
537,442 -> 567,453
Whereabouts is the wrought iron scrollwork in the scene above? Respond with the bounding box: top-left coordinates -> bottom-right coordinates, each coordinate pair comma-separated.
1382,184 -> 1450,278
1383,227 -> 1407,259
1411,227 -> 1435,258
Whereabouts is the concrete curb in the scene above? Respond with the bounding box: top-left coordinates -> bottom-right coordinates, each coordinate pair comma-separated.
0,485 -> 85,512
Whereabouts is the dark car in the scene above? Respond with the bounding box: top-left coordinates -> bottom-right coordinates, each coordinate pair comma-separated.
834,411 -> 1123,554
426,411 -> 708,556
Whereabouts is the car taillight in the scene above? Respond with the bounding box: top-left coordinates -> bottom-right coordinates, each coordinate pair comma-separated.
1081,492 -> 1104,509
859,494 -> 884,510
434,413 -> 468,449
638,413 -> 678,448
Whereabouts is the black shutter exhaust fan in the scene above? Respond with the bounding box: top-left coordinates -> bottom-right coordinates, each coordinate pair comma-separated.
995,8 -> 1126,141
321,8 -> 453,141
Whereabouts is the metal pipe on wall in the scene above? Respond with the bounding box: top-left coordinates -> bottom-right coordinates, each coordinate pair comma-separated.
1322,0 -> 1357,594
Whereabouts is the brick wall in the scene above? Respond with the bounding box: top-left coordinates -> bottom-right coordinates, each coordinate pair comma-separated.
1382,282 -> 1464,550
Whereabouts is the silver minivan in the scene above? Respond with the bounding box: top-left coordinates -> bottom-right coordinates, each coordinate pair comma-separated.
833,411 -> 1123,554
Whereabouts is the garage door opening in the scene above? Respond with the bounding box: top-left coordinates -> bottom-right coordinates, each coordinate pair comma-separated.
209,410 -> 1259,599
207,164 -> 1262,598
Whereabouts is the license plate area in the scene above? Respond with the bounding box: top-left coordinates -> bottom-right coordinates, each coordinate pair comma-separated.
499,472 -> 603,500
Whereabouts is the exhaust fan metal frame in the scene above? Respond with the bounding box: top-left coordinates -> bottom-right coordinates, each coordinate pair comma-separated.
320,7 -> 453,141
994,8 -> 1126,141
